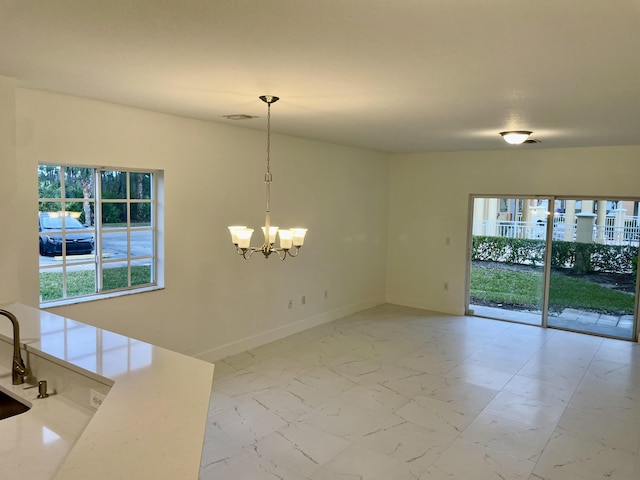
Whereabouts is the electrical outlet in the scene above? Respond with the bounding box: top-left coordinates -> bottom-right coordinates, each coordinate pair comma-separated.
89,389 -> 106,410
443,282 -> 449,291
301,295 -> 306,305
288,299 -> 293,309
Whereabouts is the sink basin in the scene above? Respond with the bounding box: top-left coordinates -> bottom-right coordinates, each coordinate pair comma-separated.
0,389 -> 30,420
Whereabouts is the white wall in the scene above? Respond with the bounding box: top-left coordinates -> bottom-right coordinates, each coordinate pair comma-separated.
13,88 -> 389,359
0,76 -> 20,304
10,85 -> 640,357
387,146 -> 640,315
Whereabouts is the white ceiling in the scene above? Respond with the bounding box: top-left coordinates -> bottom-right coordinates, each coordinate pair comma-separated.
1,0 -> 639,153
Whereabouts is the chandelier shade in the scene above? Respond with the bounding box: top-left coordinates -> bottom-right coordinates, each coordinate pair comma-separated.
228,96 -> 308,260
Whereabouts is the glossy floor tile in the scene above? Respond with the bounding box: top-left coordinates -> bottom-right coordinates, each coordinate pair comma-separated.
200,304 -> 640,480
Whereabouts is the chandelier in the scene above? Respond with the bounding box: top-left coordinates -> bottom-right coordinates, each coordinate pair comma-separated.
228,95 -> 307,260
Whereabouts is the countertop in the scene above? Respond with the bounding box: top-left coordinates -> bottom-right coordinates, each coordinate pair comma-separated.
0,302 -> 215,480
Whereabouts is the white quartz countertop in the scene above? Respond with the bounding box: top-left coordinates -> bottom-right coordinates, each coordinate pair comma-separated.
0,370 -> 94,480
0,302 -> 215,480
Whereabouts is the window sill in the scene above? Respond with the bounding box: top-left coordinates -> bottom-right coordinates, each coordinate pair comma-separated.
40,285 -> 164,309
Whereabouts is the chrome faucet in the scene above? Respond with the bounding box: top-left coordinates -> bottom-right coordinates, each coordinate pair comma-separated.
0,309 -> 27,385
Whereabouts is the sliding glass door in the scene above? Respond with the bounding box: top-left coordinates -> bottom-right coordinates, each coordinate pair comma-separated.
468,197 -> 549,326
547,199 -> 637,339
468,196 -> 639,341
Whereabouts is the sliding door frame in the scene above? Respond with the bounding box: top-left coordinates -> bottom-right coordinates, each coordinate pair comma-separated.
466,194 -> 640,341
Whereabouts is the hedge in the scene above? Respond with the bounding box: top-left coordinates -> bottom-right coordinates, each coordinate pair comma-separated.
471,235 -> 637,274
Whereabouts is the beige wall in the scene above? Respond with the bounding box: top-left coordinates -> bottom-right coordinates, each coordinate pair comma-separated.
11,88 -> 389,359
386,147 -> 640,315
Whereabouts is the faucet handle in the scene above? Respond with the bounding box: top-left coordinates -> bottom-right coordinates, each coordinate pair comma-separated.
13,357 -> 27,385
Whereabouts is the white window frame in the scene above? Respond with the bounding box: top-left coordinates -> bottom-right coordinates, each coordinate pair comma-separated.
38,164 -> 163,307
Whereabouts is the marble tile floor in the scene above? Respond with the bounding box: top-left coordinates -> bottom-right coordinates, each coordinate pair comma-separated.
200,304 -> 640,480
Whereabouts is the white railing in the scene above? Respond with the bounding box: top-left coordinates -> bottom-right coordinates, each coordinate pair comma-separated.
473,215 -> 640,246
473,220 -> 546,239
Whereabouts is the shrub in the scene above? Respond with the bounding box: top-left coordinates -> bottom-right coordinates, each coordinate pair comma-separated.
472,236 -> 635,273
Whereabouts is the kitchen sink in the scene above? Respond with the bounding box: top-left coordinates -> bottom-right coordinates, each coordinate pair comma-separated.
0,389 -> 30,420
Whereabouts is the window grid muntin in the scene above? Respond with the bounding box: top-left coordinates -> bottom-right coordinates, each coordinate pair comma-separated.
39,164 -> 158,305
38,169 -> 97,300
98,169 -> 156,294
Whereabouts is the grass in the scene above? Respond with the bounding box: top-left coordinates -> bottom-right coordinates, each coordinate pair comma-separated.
40,265 -> 152,301
471,265 -> 635,315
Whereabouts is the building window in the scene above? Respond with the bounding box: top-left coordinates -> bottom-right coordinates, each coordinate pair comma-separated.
38,164 -> 162,305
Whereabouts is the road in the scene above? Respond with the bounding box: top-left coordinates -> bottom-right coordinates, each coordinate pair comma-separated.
39,230 -> 152,266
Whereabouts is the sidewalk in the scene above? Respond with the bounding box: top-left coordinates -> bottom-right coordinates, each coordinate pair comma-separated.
554,308 -> 634,328
469,304 -> 635,339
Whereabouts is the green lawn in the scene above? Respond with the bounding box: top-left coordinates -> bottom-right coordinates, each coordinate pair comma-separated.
40,265 -> 152,301
470,265 -> 635,315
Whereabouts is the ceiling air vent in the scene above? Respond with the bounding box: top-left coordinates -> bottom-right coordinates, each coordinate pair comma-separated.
222,114 -> 257,121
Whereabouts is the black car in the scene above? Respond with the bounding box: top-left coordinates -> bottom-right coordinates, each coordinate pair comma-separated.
39,212 -> 95,256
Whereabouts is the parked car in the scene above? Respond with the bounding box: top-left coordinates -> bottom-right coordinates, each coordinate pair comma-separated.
39,212 -> 95,256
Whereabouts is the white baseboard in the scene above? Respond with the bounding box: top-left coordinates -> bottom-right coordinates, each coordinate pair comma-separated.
385,294 -> 465,316
194,296 -> 386,363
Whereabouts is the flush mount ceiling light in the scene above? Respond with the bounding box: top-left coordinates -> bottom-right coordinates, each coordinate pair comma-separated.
499,131 -> 533,145
228,95 -> 307,260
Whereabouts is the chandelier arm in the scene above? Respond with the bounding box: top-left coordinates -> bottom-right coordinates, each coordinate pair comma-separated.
237,247 -> 261,259
237,245 -> 300,260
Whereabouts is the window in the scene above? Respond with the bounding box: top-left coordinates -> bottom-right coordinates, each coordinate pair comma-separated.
38,164 -> 162,305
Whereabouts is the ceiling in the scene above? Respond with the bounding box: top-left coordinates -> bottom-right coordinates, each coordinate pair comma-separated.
1,0 -> 638,153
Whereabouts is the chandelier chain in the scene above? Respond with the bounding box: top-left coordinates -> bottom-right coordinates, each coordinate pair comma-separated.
266,101 -> 271,176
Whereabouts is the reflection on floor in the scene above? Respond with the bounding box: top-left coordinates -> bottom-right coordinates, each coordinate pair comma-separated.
471,304 -> 635,339
200,304 -> 640,480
